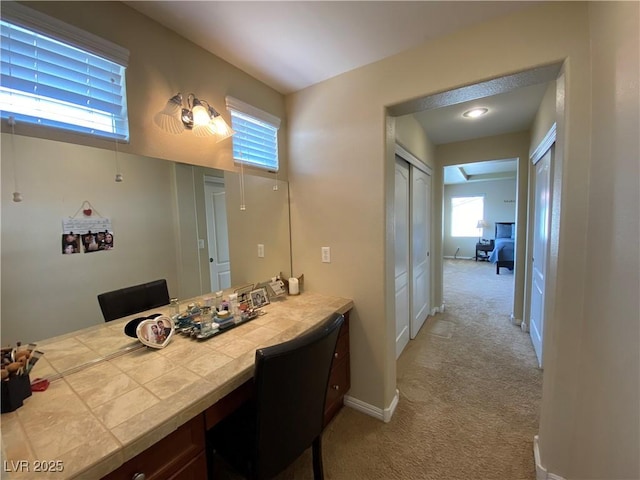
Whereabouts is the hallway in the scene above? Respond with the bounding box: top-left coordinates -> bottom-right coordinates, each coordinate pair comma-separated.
268,258 -> 542,479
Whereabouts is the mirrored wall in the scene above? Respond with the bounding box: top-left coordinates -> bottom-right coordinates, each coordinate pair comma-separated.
0,134 -> 291,343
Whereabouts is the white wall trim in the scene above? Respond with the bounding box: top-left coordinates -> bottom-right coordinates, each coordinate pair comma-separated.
531,123 -> 557,165
344,389 -> 400,423
534,435 -> 566,480
395,143 -> 433,176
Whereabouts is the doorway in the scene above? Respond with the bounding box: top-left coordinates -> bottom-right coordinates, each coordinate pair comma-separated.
204,177 -> 232,292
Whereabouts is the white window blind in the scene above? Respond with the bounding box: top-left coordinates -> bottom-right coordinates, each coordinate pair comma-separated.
226,96 -> 280,172
451,195 -> 484,237
0,3 -> 130,141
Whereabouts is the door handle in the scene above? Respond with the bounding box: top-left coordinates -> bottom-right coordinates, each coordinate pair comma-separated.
209,258 -> 213,263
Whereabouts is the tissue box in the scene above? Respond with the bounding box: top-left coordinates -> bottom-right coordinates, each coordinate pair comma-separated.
1,374 -> 32,413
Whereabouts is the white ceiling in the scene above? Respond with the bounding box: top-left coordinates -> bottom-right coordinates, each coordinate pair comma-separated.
126,1 -> 538,95
128,1 -> 551,184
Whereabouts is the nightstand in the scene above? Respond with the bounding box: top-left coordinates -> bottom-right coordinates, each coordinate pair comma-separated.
475,241 -> 494,261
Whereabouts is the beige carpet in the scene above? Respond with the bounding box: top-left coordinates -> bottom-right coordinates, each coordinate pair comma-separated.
224,259 -> 543,479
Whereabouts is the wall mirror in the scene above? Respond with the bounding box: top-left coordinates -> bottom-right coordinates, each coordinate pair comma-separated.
0,134 -> 291,344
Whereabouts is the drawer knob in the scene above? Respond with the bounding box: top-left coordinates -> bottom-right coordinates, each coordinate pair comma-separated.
132,474 -> 146,480
334,352 -> 339,358
332,384 -> 340,391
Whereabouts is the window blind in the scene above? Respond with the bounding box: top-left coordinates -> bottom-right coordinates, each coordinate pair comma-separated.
0,4 -> 129,141
226,96 -> 280,172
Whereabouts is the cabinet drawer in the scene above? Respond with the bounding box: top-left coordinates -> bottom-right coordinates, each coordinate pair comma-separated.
167,451 -> 207,480
333,331 -> 349,363
324,354 -> 350,425
102,414 -> 205,480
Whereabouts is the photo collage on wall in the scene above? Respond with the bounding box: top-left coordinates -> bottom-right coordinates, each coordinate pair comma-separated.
62,218 -> 114,255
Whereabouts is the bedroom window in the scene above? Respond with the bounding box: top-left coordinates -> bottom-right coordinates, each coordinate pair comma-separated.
0,3 -> 130,141
226,96 -> 280,172
451,195 -> 484,237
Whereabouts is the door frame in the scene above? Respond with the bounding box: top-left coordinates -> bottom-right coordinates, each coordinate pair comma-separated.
394,156 -> 411,358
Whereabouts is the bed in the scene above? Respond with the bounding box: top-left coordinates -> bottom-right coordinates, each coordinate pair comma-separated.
488,222 -> 515,274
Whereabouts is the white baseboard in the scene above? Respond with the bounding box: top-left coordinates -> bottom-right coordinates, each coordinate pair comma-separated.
443,255 -> 474,260
344,389 -> 399,423
511,314 -> 523,326
534,435 -> 566,480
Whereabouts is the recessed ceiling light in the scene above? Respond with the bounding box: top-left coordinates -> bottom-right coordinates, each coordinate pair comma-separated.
462,108 -> 489,118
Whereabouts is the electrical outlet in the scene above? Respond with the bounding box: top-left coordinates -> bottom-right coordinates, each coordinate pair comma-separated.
321,246 -> 331,263
258,244 -> 265,258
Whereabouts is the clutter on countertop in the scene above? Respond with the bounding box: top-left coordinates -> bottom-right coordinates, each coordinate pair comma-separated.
1,342 -> 44,413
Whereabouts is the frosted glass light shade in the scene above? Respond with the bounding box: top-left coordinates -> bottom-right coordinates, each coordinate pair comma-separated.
193,123 -> 216,137
212,115 -> 235,142
153,94 -> 184,134
191,104 -> 210,127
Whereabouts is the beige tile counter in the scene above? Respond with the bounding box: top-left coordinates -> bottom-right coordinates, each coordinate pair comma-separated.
0,292 -> 353,479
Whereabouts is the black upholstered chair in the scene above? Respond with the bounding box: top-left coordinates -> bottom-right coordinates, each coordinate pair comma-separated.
207,312 -> 345,480
97,279 -> 170,322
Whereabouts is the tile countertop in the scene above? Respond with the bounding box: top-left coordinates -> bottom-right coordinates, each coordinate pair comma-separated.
0,291 -> 353,479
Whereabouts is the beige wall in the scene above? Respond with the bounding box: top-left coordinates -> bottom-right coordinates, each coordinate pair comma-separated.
224,172 -> 292,285
569,2 -> 638,478
395,114 -> 436,169
530,81 -> 557,157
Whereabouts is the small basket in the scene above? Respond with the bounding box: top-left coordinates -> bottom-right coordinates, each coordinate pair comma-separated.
1,374 -> 32,413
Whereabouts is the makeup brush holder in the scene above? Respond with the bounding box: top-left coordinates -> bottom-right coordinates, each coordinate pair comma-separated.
1,374 -> 32,413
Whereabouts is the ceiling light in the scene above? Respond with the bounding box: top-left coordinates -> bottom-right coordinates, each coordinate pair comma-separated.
154,93 -> 235,142
462,108 -> 489,119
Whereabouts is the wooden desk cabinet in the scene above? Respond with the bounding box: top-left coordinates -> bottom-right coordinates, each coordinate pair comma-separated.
324,311 -> 350,426
103,310 -> 351,479
102,414 -> 206,480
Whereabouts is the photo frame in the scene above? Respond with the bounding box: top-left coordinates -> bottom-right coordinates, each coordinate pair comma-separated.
249,287 -> 270,309
136,315 -> 174,349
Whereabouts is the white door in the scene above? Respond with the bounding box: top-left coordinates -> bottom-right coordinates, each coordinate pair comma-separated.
411,167 -> 431,338
394,158 -> 411,358
530,146 -> 552,367
204,180 -> 231,292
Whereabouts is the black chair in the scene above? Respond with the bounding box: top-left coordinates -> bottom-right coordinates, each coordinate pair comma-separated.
207,312 -> 345,480
97,279 -> 170,322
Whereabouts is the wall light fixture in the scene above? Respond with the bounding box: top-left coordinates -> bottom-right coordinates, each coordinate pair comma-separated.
154,93 -> 235,142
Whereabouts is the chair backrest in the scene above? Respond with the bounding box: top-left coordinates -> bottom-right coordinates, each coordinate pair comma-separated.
97,279 -> 170,322
252,312 -> 344,479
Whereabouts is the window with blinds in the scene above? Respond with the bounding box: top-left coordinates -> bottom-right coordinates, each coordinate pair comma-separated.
0,4 -> 129,141
226,96 -> 280,172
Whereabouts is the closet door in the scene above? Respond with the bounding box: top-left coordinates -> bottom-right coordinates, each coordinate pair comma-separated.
394,157 -> 411,358
411,167 -> 431,338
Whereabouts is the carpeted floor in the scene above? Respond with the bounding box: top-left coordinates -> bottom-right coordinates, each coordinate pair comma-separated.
222,259 -> 543,479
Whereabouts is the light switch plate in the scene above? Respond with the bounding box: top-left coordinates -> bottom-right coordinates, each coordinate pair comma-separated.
258,244 -> 265,258
198,239 -> 205,249
321,246 -> 331,263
